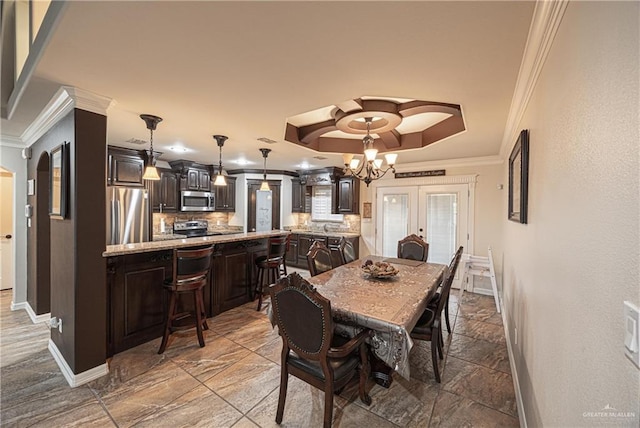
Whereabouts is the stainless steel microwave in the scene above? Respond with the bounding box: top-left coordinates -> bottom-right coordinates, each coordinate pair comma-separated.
180,191 -> 215,212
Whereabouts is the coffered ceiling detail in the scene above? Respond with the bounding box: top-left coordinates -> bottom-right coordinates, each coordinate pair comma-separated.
284,97 -> 465,154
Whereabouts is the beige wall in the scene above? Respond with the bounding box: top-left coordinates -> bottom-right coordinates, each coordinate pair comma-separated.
502,2 -> 639,426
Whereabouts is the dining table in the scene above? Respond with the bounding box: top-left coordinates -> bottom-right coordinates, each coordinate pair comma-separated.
306,255 -> 448,381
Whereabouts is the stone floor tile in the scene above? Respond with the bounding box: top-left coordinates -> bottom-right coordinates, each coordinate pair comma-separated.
429,390 -> 519,427
448,333 -> 511,374
454,316 -> 506,345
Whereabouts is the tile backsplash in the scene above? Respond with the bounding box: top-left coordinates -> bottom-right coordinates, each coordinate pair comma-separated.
152,212 -> 243,235
290,213 -> 361,234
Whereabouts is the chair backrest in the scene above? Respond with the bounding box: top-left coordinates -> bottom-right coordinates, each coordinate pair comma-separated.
307,241 -> 333,276
397,234 -> 429,262
173,245 -> 214,289
268,272 -> 333,361
338,237 -> 357,265
267,235 -> 288,260
435,246 -> 464,315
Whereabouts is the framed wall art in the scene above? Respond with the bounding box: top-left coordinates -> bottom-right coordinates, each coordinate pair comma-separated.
508,129 -> 529,224
50,142 -> 69,219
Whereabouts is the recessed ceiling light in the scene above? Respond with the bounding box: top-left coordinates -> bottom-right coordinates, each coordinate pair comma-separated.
232,159 -> 253,165
169,146 -> 188,152
298,162 -> 311,169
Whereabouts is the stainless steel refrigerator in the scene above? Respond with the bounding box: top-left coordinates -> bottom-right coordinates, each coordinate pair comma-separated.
107,187 -> 149,245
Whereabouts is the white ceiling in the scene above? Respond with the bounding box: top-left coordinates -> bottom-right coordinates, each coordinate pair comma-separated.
3,1 -> 535,171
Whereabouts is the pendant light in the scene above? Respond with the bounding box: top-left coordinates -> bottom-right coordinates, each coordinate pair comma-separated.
213,135 -> 228,186
140,114 -> 163,181
259,148 -> 272,191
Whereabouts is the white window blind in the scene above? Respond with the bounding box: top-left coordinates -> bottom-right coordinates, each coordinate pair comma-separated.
311,186 -> 344,222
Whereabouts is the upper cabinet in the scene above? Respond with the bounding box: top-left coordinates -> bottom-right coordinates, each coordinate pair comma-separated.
214,177 -> 236,212
150,168 -> 178,213
291,178 -> 311,213
107,146 -> 147,187
333,176 -> 360,214
169,161 -> 212,192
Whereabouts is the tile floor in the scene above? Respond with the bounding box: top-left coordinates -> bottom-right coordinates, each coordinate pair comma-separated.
1,276 -> 519,427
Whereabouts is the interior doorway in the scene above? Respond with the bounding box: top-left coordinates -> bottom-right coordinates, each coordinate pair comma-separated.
376,183 -> 471,289
0,168 -> 14,290
30,152 -> 51,314
247,180 -> 281,232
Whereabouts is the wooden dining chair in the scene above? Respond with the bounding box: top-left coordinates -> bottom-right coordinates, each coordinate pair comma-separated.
268,273 -> 372,428
397,234 -> 429,262
307,241 -> 333,276
428,246 -> 465,334
409,246 -> 463,382
338,237 -> 357,265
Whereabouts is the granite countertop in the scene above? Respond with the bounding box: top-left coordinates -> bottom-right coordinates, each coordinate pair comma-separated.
152,233 -> 188,241
104,230 -> 290,257
288,229 -> 360,238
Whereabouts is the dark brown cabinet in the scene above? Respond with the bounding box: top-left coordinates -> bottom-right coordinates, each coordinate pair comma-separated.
186,168 -> 211,191
108,252 -> 172,355
333,176 -> 360,214
286,233 -> 359,269
107,147 -> 146,187
291,179 -> 310,213
151,168 -> 178,213
214,177 -> 236,212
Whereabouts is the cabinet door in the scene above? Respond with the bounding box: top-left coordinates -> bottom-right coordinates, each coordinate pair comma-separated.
335,177 -> 360,214
214,177 -> 236,211
162,172 -> 178,212
286,240 -> 298,266
292,179 -> 303,213
187,170 -> 200,190
199,170 -> 211,191
110,154 -> 144,186
327,236 -> 343,267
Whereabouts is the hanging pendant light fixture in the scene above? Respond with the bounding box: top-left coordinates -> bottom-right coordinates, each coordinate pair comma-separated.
140,114 -> 163,181
259,148 -> 272,191
213,135 -> 228,186
342,117 -> 397,187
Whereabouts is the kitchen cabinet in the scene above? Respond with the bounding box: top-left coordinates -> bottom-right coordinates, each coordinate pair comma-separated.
291,179 -> 311,213
107,146 -> 146,187
286,233 -> 359,269
186,168 -> 211,191
214,176 -> 236,212
333,176 -> 360,214
151,168 -> 178,213
212,239 -> 267,315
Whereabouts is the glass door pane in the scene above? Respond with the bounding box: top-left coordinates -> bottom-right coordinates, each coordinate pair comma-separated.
425,193 -> 457,265
381,194 -> 409,257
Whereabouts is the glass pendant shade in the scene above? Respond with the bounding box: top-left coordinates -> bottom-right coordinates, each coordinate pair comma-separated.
142,165 -> 160,180
214,173 -> 227,186
260,181 -> 270,191
384,153 -> 398,166
373,159 -> 383,170
349,158 -> 360,169
342,153 -> 354,165
364,147 -> 378,161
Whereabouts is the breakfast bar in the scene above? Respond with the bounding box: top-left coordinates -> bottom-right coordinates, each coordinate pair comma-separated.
104,230 -> 289,355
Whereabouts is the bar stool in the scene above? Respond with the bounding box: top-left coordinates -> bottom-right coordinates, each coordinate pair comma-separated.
158,245 -> 214,354
254,235 -> 288,311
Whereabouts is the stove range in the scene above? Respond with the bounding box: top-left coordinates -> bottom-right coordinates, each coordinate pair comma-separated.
173,220 -> 220,238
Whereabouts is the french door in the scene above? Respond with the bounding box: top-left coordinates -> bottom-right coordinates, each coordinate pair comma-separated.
376,184 -> 469,289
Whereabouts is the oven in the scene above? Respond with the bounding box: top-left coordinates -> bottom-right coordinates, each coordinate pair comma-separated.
173,220 -> 223,237
180,191 -> 215,212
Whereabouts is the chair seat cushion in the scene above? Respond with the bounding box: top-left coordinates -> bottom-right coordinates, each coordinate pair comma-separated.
256,256 -> 284,268
288,351 -> 359,383
411,308 -> 437,336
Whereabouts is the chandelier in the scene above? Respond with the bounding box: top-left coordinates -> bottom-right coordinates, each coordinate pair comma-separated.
342,118 -> 397,186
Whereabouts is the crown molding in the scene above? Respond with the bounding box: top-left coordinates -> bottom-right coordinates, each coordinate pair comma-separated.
21,86 -> 115,146
0,136 -> 25,148
499,0 -> 569,159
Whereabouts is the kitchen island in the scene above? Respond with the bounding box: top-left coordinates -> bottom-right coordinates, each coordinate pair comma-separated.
104,230 -> 289,355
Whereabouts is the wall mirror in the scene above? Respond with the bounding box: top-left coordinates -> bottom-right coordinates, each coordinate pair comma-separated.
50,142 -> 68,219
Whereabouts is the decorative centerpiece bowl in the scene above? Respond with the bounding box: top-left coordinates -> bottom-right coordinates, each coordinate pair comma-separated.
361,260 -> 399,279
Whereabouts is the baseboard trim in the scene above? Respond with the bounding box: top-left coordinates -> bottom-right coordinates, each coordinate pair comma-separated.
48,339 -> 109,388
471,287 -> 494,297
500,295 -> 528,428
10,301 -> 27,311
24,302 -> 51,324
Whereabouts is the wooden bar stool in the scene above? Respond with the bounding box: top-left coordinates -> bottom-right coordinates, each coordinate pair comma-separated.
158,245 -> 214,354
254,235 -> 288,311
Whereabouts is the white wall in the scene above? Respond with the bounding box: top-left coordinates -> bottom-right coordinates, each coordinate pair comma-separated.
502,2 -> 639,426
0,144 -> 28,306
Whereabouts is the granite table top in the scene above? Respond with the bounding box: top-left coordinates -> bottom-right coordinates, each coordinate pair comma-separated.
307,255 -> 447,379
104,230 -> 290,257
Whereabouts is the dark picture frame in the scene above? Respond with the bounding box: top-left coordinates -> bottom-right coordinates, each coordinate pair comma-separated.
508,130 -> 529,224
50,142 -> 69,219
